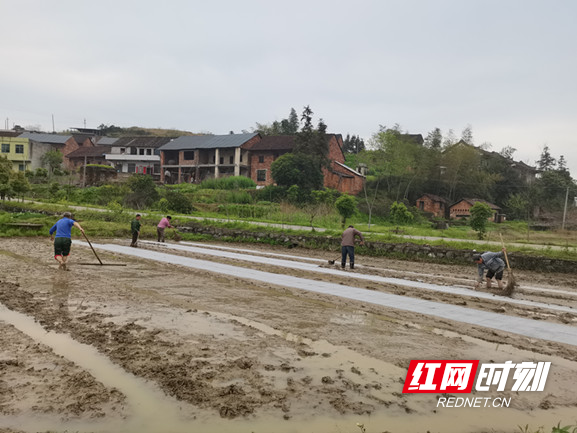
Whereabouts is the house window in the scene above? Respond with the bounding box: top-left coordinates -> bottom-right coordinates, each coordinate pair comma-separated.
257,169 -> 266,182
240,153 -> 243,162
183,151 -> 195,160
139,149 -> 145,155
18,164 -> 25,171
419,201 -> 424,210
120,148 -> 126,154
258,155 -> 264,163
229,156 -> 234,164
128,163 -> 136,173
1,143 -> 9,153
15,145 -> 24,154
219,157 -> 224,164
146,149 -> 152,155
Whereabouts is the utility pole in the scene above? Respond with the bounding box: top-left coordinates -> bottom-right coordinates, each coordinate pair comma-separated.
562,186 -> 569,230
82,155 -> 87,188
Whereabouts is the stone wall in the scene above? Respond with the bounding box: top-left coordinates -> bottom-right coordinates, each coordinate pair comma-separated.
177,223 -> 577,274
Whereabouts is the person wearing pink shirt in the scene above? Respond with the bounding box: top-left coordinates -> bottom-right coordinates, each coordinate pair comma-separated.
157,216 -> 174,242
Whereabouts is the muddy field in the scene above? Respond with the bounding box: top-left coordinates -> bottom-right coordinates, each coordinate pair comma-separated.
1,237 -> 577,433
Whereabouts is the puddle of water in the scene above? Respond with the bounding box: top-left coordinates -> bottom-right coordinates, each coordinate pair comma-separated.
0,303 -> 201,432
2,297 -> 576,431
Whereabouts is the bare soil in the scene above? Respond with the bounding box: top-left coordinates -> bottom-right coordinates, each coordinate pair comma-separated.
1,237 -> 576,433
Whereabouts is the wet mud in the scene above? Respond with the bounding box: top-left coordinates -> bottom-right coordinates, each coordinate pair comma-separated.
1,237 -> 577,433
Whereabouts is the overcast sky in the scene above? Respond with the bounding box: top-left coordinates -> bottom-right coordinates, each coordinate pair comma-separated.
2,0 -> 576,175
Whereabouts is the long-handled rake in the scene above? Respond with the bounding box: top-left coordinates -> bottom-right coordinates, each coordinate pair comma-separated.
499,233 -> 517,296
78,232 -> 127,266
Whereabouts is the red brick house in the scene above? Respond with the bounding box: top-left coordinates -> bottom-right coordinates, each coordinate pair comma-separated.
248,134 -> 365,195
248,135 -> 294,186
449,198 -> 502,222
416,193 -> 449,218
159,133 -> 365,194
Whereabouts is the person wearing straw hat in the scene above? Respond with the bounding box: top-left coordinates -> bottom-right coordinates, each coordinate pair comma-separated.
473,248 -> 506,290
49,212 -> 85,270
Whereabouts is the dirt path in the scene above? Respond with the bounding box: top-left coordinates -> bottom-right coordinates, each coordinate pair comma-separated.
1,237 -> 576,433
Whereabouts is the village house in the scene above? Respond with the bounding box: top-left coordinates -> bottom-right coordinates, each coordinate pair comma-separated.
158,133 -> 260,184
66,144 -> 113,170
0,131 -> 38,171
248,134 -> 365,195
449,198 -> 502,222
105,136 -> 171,177
416,193 -> 449,218
158,133 -> 365,194
17,132 -> 88,169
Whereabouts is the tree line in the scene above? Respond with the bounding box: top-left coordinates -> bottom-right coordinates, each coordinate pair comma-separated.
253,108 -> 576,221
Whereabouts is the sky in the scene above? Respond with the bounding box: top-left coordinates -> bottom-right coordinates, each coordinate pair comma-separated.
2,0 -> 576,175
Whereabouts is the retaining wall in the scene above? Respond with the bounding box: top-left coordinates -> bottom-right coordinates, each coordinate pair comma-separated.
177,222 -> 577,274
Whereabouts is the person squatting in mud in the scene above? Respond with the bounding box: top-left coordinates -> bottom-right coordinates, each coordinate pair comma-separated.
473,247 -> 507,290
49,212 -> 85,270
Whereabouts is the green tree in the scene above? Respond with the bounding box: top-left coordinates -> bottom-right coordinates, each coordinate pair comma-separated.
271,153 -> 324,191
10,172 -> 30,201
0,156 -> 14,200
41,150 -> 63,176
343,134 -> 366,154
389,201 -> 413,225
504,193 -> 529,220
254,107 -> 300,136
124,174 -> 159,209
536,145 -> 556,171
460,124 -> 474,145
335,194 -> 357,228
469,201 -> 494,239
293,106 -> 330,169
368,125 -> 431,201
424,128 -> 443,149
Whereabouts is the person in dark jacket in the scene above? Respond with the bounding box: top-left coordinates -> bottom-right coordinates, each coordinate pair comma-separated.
341,225 -> 365,269
473,248 -> 506,290
130,214 -> 142,247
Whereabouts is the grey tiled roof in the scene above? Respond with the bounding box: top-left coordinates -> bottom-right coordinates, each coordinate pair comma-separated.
18,132 -> 72,144
159,133 -> 259,151
95,136 -> 119,145
112,136 -> 172,148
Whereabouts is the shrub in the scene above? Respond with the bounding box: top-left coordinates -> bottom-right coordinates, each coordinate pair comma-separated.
163,190 -> 194,213
198,176 -> 256,190
390,201 -> 413,225
335,195 -> 357,228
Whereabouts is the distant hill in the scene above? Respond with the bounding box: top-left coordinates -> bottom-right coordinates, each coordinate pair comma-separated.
61,125 -> 202,138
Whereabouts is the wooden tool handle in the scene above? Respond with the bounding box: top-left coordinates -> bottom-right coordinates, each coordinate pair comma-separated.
499,233 -> 511,271
82,231 -> 103,265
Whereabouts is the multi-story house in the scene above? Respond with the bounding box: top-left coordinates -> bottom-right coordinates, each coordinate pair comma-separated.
0,133 -> 35,171
159,133 -> 259,183
105,136 -> 172,177
158,133 -> 365,194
